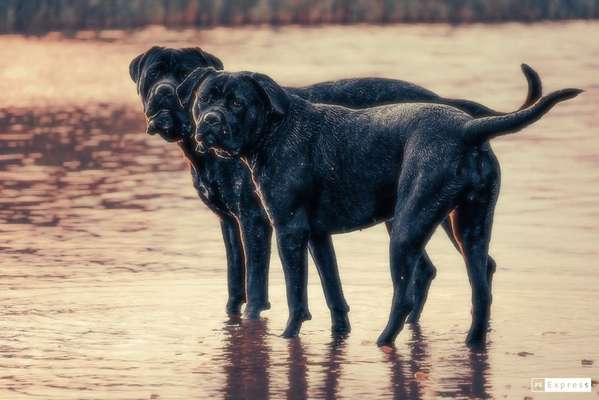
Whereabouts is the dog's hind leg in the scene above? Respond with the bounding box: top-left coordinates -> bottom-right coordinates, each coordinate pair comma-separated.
452,184 -> 499,347
239,211 -> 273,320
221,217 -> 246,316
386,221 -> 438,324
441,217 -> 497,293
377,167 -> 458,347
309,233 -> 351,334
406,251 -> 437,324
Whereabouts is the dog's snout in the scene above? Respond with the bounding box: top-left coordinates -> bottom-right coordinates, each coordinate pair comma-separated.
204,135 -> 215,147
203,112 -> 221,126
195,129 -> 215,146
148,83 -> 176,110
154,83 -> 175,97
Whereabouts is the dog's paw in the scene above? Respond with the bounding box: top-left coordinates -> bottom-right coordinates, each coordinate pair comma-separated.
281,323 -> 301,338
244,308 -> 262,320
281,311 -> 311,338
331,313 -> 351,334
465,329 -> 487,348
376,328 -> 398,348
376,336 -> 395,349
225,297 -> 245,316
244,302 -> 270,320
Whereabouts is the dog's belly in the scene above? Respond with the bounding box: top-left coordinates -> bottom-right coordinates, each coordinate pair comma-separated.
310,179 -> 398,234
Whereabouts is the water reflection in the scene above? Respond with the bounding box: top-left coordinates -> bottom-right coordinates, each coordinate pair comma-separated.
217,319 -> 491,400
286,338 -> 308,400
220,320 -> 349,400
431,349 -> 490,399
384,325 -> 491,400
435,337 -> 491,399
0,106 -> 204,280
0,107 -> 183,227
222,318 -> 271,400
314,335 -> 347,400
385,325 -> 431,400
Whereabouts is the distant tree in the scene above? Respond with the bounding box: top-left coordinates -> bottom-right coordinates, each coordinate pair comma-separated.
1,0 -> 598,34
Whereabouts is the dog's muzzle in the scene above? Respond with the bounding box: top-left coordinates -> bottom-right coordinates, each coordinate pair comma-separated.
194,129 -> 215,152
195,112 -> 224,151
195,140 -> 207,153
146,110 -> 174,135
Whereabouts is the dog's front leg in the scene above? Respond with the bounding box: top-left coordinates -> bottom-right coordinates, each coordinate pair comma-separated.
239,210 -> 273,320
220,217 -> 246,316
308,233 -> 351,333
276,210 -> 312,338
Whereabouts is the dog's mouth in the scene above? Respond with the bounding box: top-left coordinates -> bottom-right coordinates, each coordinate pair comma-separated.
194,140 -> 233,158
195,140 -> 207,153
146,110 -> 180,142
211,147 -> 237,159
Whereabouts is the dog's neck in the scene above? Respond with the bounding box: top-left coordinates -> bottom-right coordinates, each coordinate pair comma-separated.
242,97 -> 309,172
178,136 -> 205,169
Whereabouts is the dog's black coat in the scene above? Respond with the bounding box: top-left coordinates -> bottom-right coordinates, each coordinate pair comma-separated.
130,46 -> 540,330
185,66 -> 579,346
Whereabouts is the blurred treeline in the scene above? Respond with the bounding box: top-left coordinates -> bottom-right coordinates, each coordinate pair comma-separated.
1,0 -> 598,34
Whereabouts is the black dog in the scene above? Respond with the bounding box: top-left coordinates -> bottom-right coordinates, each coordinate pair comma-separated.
130,47 -> 352,330
130,46 -> 540,329
182,66 -> 580,346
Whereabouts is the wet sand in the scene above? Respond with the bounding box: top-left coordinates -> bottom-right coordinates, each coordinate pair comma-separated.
1,22 -> 598,399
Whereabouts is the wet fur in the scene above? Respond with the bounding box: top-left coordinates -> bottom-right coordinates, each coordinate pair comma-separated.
185,67 -> 579,346
130,46 -> 541,333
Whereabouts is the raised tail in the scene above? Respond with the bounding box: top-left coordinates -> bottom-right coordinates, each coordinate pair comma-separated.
440,63 -> 543,117
519,63 -> 542,109
462,88 -> 582,144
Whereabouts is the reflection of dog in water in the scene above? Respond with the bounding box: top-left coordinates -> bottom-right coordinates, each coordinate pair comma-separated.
220,320 -> 490,399
222,317 -> 271,399
384,325 -> 491,399
220,319 -> 348,399
287,335 -> 348,400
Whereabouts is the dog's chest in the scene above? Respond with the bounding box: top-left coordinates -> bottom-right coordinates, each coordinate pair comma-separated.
190,159 -> 246,217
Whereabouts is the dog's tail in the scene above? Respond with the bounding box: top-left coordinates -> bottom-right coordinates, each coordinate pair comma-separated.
440,64 -> 543,117
518,63 -> 543,110
462,88 -> 582,144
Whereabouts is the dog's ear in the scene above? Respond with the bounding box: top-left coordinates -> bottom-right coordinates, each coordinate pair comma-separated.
195,48 -> 224,70
176,67 -> 218,109
129,53 -> 145,83
179,47 -> 224,71
246,72 -> 289,116
129,46 -> 161,84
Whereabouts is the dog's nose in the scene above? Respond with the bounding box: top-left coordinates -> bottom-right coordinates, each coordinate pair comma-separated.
154,83 -> 175,97
151,83 -> 176,108
204,135 -> 215,147
203,112 -> 221,126
147,119 -> 159,135
195,129 -> 214,147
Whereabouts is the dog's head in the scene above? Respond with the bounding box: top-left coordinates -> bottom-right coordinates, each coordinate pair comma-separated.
129,46 -> 224,142
176,68 -> 289,158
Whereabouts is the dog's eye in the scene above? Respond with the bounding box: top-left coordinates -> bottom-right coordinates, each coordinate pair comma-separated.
231,99 -> 243,108
199,95 -> 210,103
177,68 -> 192,79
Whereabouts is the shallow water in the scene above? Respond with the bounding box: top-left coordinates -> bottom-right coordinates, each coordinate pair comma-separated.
1,22 -> 598,399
